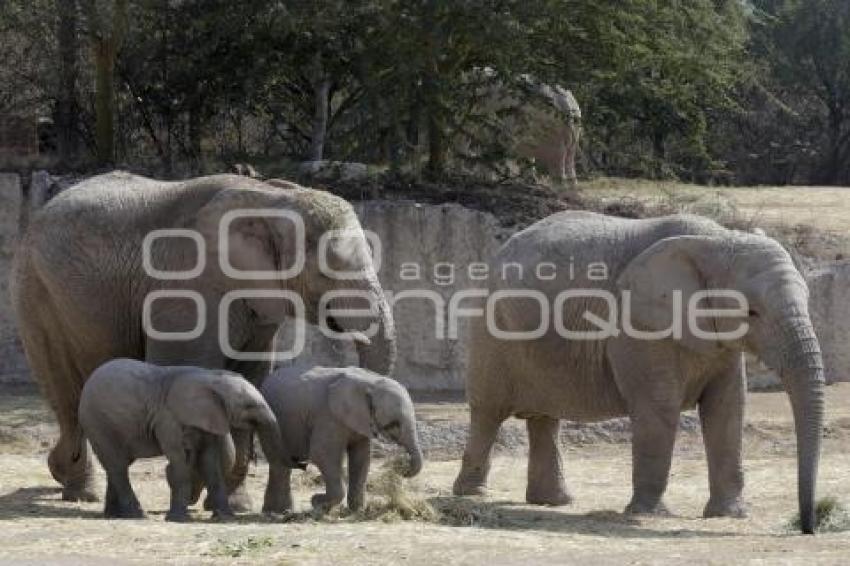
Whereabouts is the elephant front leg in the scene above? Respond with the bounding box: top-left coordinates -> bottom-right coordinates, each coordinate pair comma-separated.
526,417 -> 572,505
610,338 -> 680,515
310,449 -> 345,512
699,357 -> 747,518
262,464 -> 293,514
626,405 -> 679,516
165,459 -> 193,522
453,407 -> 506,496
347,440 -> 371,512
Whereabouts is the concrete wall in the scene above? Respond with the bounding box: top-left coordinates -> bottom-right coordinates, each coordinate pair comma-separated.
0,173 -> 28,382
808,261 -> 850,385
2,171 -> 849,392
277,201 -> 512,390
277,202 -> 850,392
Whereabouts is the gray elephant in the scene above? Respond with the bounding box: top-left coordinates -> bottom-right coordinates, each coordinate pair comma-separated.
261,365 -> 423,513
453,212 -> 824,534
12,172 -> 396,504
79,358 -> 289,521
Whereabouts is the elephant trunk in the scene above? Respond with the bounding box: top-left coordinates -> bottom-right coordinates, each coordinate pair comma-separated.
771,316 -> 825,535
250,406 -> 291,470
399,423 -> 423,478
354,279 -> 397,376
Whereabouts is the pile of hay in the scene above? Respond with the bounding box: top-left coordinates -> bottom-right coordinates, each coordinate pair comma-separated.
789,497 -> 850,533
356,458 -> 438,523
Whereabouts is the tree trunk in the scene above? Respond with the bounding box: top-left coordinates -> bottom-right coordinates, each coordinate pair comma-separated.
188,107 -> 203,174
56,0 -> 80,165
652,129 -> 666,178
93,40 -> 116,165
427,115 -> 446,174
822,107 -> 843,185
87,0 -> 128,166
307,55 -> 330,162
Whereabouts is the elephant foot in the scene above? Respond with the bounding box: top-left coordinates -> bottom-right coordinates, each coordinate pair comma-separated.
347,494 -> 365,512
624,498 -> 671,516
62,485 -> 99,502
104,506 -> 145,520
226,485 -> 253,512
165,509 -> 190,523
211,508 -> 235,522
703,497 -> 747,519
526,484 -> 573,506
262,495 -> 293,515
452,474 -> 490,497
311,493 -> 343,512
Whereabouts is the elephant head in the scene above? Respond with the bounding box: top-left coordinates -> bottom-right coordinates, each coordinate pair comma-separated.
618,234 -> 824,534
165,370 -> 288,469
173,177 -> 396,375
328,373 -> 423,477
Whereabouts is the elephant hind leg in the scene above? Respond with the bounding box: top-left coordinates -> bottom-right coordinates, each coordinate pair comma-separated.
525,416 -> 573,506
453,407 -> 507,496
20,302 -> 97,501
103,465 -> 144,519
224,429 -> 254,512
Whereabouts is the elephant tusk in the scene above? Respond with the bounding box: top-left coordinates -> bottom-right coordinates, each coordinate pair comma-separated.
347,331 -> 372,346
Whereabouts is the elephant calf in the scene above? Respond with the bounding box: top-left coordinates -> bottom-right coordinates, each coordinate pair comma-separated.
261,366 -> 423,513
79,359 -> 287,521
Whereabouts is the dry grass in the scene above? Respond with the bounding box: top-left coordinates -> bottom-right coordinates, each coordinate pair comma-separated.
581,177 -> 850,260
2,385 -> 850,564
788,497 -> 850,534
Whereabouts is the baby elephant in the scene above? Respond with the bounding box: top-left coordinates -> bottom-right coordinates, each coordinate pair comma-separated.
261,366 -> 423,513
79,358 -> 286,521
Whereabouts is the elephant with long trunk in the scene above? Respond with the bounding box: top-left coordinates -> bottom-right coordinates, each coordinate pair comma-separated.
453,211 -> 824,534
12,172 -> 396,505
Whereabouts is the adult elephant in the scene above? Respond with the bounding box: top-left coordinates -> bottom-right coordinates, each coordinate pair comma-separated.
453,212 -> 824,534
13,172 -> 395,503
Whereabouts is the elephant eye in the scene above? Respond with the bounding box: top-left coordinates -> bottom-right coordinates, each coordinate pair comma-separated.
748,309 -> 759,318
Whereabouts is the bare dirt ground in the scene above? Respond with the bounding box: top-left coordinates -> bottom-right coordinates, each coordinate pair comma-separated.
1,384 -> 849,565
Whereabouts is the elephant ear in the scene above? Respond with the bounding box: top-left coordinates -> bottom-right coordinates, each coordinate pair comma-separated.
193,190 -> 304,280
616,235 -> 724,353
166,373 -> 231,436
327,377 -> 373,438
220,212 -> 295,276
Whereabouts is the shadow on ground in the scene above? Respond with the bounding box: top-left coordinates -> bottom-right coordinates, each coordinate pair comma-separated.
0,486 -> 102,520
428,497 -> 738,539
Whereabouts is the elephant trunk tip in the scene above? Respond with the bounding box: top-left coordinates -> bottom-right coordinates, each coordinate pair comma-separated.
403,450 -> 423,478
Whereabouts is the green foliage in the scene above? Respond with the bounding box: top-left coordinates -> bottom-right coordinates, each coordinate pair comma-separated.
0,0 -> 845,184
577,0 -> 750,180
750,0 -> 850,184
